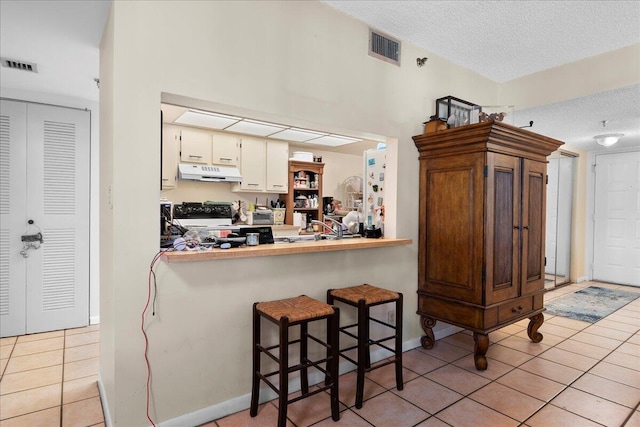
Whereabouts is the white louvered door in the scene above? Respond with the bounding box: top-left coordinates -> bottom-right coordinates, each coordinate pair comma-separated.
0,100 -> 28,337
0,100 -> 89,337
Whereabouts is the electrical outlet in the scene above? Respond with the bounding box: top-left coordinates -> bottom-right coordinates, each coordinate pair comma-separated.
387,310 -> 395,326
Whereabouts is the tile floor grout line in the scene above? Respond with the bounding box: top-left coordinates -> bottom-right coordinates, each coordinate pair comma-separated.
519,306 -> 640,427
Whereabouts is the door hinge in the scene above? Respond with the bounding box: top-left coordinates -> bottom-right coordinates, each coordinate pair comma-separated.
483,165 -> 488,177
544,257 -> 547,266
546,175 -> 548,185
482,267 -> 486,282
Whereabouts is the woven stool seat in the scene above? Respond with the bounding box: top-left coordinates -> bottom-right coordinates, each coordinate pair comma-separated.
256,295 -> 335,323
329,284 -> 399,305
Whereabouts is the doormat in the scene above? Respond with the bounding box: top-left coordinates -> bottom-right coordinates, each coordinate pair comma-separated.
545,286 -> 640,323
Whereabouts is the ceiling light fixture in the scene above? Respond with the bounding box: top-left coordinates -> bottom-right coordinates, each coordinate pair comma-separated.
594,120 -> 623,147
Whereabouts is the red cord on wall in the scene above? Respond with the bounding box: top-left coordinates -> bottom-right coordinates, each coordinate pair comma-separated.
141,250 -> 167,427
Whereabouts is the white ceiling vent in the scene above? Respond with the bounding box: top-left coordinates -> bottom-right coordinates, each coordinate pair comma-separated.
1,57 -> 38,73
368,28 -> 400,66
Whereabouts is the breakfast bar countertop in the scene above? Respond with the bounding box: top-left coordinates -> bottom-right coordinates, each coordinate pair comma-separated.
162,237 -> 412,262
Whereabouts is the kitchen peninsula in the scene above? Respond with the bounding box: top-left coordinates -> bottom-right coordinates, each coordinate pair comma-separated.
163,236 -> 411,262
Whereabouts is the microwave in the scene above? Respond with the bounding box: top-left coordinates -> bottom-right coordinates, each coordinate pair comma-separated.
247,210 -> 273,225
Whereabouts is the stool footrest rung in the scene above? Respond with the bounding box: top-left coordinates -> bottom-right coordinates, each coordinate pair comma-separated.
370,316 -> 397,330
287,383 -> 334,404
365,358 -> 395,373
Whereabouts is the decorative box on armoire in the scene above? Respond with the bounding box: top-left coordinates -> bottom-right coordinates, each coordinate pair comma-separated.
412,120 -> 563,370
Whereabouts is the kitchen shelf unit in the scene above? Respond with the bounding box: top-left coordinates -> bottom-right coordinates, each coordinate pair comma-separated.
283,160 -> 324,226
412,120 -> 563,371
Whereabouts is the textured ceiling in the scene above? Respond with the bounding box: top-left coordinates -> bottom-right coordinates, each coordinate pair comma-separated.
322,0 -> 640,83
322,0 -> 640,151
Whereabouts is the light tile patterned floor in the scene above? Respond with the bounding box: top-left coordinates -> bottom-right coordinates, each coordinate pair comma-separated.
1,281 -> 639,426
0,324 -> 102,427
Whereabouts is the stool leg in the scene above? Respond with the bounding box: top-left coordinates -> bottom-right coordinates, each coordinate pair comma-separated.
355,298 -> 367,409
325,290 -> 335,386
395,294 -> 404,391
277,317 -> 289,427
300,322 -> 309,395
330,307 -> 340,421
250,304 -> 261,417
364,304 -> 371,369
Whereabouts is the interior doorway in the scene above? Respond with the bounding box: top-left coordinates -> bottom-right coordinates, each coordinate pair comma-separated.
545,153 -> 575,289
592,150 -> 640,287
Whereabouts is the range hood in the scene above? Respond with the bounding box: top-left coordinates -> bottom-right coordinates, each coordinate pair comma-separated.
178,163 -> 242,183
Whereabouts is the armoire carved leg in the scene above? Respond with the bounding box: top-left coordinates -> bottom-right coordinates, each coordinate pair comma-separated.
473,332 -> 489,370
527,313 -> 544,343
420,316 -> 436,349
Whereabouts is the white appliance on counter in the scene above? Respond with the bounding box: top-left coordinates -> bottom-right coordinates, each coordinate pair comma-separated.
363,147 -> 386,233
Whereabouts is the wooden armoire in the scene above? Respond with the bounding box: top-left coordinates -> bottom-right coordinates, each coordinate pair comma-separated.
412,120 -> 563,370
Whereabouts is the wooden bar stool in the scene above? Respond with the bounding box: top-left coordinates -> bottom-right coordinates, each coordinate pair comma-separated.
250,295 -> 340,427
327,284 -> 403,408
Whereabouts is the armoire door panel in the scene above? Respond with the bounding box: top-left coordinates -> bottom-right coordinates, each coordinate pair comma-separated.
422,153 -> 484,303
522,160 -> 546,295
485,153 -> 520,304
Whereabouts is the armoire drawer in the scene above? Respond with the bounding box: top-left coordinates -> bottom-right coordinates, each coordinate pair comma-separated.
498,297 -> 534,324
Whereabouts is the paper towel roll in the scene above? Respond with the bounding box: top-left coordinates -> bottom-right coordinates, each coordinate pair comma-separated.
293,212 -> 302,227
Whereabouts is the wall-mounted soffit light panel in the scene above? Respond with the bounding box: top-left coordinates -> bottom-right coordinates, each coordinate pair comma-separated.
173,109 -> 363,146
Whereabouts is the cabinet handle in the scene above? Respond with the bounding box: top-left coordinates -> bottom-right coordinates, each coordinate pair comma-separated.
219,158 -> 232,161
247,183 -> 259,186
514,225 -> 521,230
188,155 -> 203,159
162,178 -> 169,182
272,184 -> 284,187
523,225 -> 529,230
511,305 -> 523,314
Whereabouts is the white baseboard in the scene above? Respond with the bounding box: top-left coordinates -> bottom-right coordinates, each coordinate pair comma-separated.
97,372 -> 113,427
89,316 -> 100,325
576,276 -> 589,283
157,326 -> 464,426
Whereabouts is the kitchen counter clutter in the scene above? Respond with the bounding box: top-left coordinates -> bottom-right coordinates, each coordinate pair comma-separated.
162,236 -> 411,262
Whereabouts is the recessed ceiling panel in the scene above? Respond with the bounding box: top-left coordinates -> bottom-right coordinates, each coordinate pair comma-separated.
307,135 -> 362,147
225,119 -> 286,136
175,110 -> 241,129
269,128 -> 328,142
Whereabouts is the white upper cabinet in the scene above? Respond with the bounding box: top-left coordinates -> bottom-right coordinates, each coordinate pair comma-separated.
236,136 -> 267,191
180,128 -> 211,164
212,131 -> 239,166
233,137 -> 289,193
162,125 -> 180,189
266,141 -> 289,192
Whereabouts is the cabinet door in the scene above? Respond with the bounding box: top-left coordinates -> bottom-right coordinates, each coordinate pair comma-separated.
239,137 -> 266,191
420,153 -> 485,304
180,129 -> 211,164
521,159 -> 546,295
212,132 -> 239,166
266,141 -> 288,192
485,153 -> 520,304
162,125 -> 179,189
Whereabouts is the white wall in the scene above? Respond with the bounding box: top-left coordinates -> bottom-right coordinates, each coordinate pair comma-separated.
0,87 -> 101,324
101,1 -> 499,425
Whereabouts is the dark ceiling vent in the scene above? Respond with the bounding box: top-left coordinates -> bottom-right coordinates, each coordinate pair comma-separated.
368,28 -> 401,66
1,57 -> 38,73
